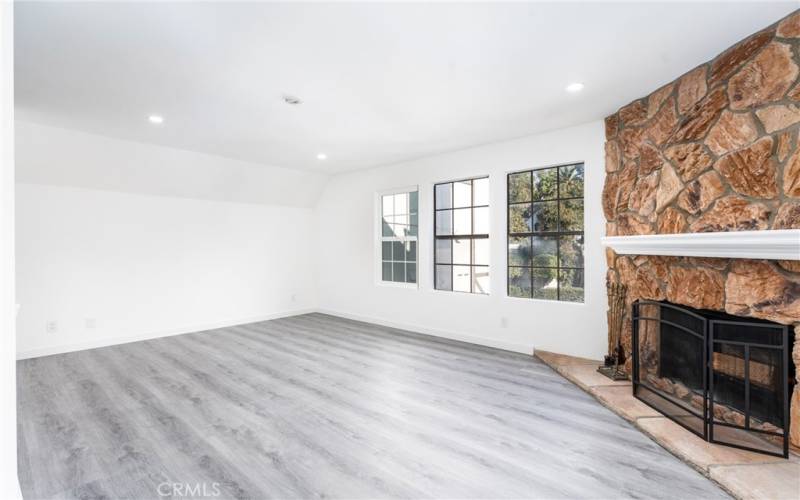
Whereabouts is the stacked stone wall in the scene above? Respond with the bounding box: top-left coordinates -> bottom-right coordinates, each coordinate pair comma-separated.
603,10 -> 800,448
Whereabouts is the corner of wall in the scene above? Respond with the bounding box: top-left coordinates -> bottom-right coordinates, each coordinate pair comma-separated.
1,0 -> 21,496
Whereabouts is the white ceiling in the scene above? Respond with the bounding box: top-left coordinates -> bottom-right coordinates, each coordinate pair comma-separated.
15,2 -> 797,174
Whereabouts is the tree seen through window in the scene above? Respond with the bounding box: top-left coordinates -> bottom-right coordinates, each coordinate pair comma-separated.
507,164 -> 584,302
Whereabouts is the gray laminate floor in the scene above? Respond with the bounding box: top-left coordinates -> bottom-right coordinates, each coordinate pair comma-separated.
17,313 -> 727,499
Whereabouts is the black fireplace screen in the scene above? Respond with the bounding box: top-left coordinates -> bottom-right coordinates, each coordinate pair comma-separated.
632,300 -> 793,458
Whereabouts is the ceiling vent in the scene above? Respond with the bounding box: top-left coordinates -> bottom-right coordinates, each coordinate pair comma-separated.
282,95 -> 302,105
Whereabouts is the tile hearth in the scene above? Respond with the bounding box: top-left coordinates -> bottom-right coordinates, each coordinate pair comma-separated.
535,350 -> 800,500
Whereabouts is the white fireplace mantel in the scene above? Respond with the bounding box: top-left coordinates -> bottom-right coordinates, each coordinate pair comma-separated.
601,229 -> 800,261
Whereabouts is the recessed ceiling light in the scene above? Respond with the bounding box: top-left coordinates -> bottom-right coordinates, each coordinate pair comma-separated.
148,115 -> 164,124
566,83 -> 584,93
283,95 -> 302,105
317,153 -> 327,160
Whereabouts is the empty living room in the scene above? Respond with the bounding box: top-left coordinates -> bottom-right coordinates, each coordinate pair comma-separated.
2,1 -> 800,499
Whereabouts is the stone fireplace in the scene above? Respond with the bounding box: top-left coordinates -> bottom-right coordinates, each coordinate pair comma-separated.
602,10 -> 800,450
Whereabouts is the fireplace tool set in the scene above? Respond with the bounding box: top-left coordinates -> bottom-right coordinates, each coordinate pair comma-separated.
598,281 -> 629,381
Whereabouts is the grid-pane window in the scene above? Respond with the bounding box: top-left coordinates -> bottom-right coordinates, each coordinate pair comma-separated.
381,190 -> 418,284
434,177 -> 489,294
507,164 -> 584,302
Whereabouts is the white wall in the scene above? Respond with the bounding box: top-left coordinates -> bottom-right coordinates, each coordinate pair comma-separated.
315,121 -> 607,359
16,121 -> 328,208
17,118 -> 607,361
1,1 -> 21,497
15,124 -> 323,358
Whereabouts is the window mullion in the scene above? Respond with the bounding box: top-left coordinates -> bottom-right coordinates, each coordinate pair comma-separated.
556,166 -> 561,301
469,179 -> 474,293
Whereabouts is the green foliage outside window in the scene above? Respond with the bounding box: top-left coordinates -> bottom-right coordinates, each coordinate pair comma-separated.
507,164 -> 584,302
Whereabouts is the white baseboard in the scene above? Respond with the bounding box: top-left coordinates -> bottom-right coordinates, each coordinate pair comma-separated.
16,308 -> 315,360
316,308 -> 534,355
17,307 -> 534,360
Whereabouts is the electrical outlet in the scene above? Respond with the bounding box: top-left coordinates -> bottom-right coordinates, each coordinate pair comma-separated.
85,318 -> 96,329
500,317 -> 509,328
291,294 -> 297,302
46,320 -> 58,333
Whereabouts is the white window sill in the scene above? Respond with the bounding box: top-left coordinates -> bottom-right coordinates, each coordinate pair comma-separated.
429,289 -> 491,297
375,281 -> 419,290
504,295 -> 586,306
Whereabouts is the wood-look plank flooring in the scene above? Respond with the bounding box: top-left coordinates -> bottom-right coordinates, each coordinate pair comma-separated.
17,313 -> 728,499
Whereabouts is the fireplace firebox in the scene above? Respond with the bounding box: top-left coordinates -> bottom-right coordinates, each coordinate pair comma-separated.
632,300 -> 794,458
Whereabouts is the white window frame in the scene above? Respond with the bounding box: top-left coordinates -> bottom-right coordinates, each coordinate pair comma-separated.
375,185 -> 419,289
